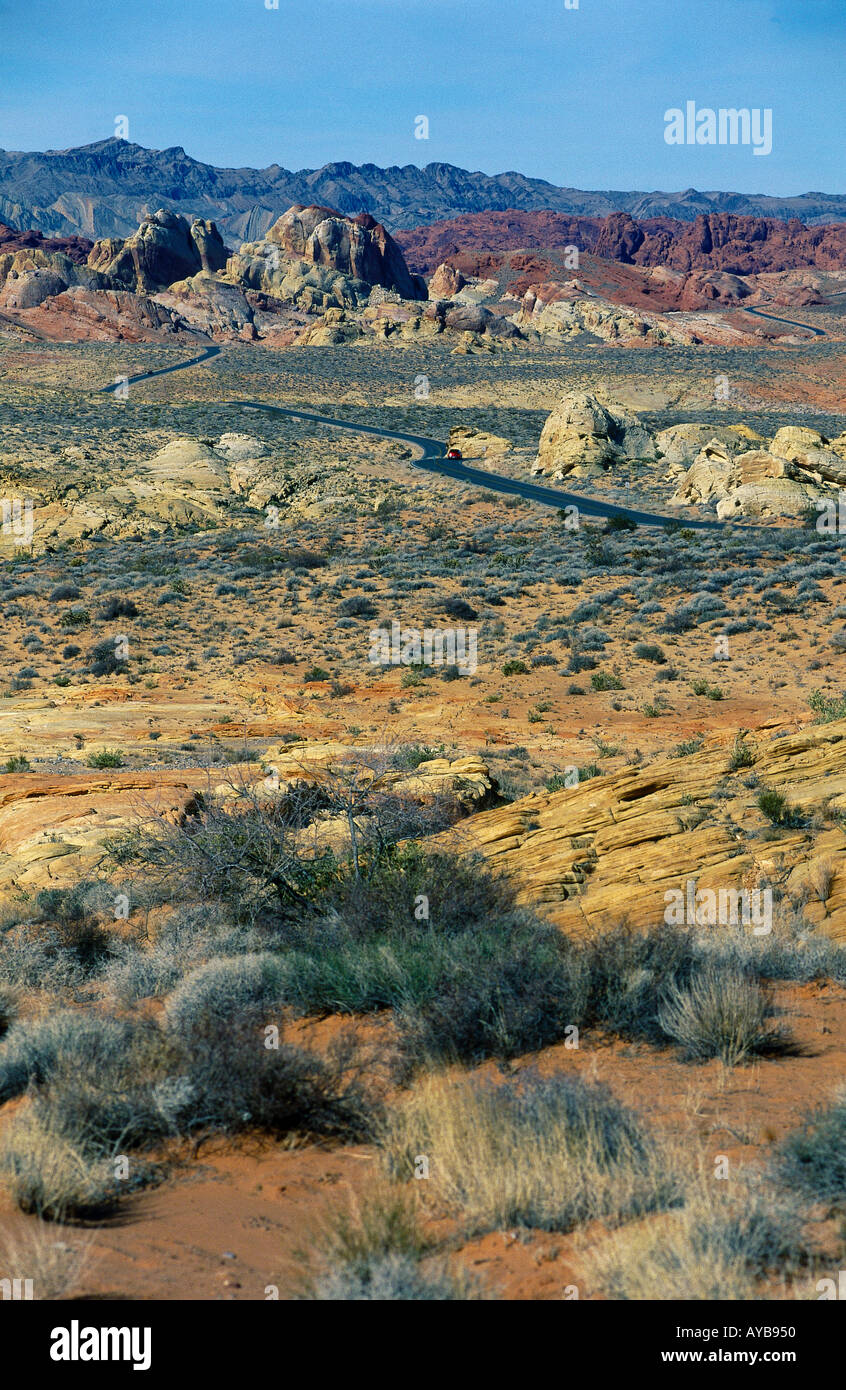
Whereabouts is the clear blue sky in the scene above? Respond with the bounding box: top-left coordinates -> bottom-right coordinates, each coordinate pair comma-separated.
0,0 -> 843,193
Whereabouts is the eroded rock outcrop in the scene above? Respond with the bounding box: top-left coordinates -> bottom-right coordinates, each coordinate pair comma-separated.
669,424 -> 846,516
532,389 -> 657,477
439,720 -> 846,939
87,209 -> 227,293
226,204 -> 426,310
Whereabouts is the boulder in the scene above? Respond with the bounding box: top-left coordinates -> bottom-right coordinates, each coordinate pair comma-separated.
533,390 -> 657,478
715,478 -> 823,520
213,433 -> 269,464
87,209 -> 226,293
429,262 -> 466,298
671,442 -> 818,513
447,427 -> 510,458
655,422 -> 763,469
769,426 -> 846,487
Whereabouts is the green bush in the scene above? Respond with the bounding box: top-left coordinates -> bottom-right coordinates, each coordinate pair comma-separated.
774,1091 -> 846,1205
729,735 -> 756,770
757,787 -> 797,828
86,749 -> 125,769
590,671 -> 624,691
633,643 -> 666,664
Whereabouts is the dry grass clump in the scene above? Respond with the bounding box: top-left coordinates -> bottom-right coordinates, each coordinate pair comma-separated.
657,968 -> 798,1066
297,1185 -> 483,1301
0,1220 -> 91,1299
0,1110 -> 119,1223
381,1069 -> 682,1237
581,1177 -> 813,1300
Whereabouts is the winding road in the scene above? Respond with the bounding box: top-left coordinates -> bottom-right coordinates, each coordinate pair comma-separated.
740,306 -> 827,338
97,333 -> 831,533
100,344 -> 727,530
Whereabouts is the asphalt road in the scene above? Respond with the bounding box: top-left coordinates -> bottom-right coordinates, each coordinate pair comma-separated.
98,344 -> 733,530
740,306 -> 827,338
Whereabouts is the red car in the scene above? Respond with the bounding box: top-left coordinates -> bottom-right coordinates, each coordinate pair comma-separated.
446,448 -> 463,460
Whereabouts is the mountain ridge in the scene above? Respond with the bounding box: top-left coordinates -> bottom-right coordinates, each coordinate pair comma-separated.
1,139 -> 845,241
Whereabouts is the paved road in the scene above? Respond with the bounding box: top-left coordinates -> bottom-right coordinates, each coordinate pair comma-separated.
99,344 -> 223,388
98,344 -> 730,530
240,401 -> 725,528
741,306 -> 827,338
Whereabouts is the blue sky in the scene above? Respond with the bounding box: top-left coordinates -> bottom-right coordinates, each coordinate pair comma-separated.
0,0 -> 843,192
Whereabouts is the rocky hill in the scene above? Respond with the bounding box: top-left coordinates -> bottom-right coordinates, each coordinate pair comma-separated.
2,139 -> 846,241
397,210 -> 846,277
0,203 -> 435,343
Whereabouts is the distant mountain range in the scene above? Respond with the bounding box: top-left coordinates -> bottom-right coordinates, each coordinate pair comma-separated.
1,139 -> 845,242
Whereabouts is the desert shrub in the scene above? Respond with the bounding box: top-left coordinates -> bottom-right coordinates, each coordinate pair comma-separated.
567,653 -> 597,673
590,671 -> 623,691
292,847 -> 513,946
729,734 -> 756,770
393,912 -> 588,1064
49,584 -> 81,602
34,883 -> 114,971
3,754 -> 30,772
269,851 -> 584,1063
578,625 -> 611,650
633,642 -> 666,664
581,924 -> 701,1045
338,596 -> 377,619
657,968 -> 795,1066
163,952 -> 288,1042
0,1219 -> 89,1298
111,793 -> 339,917
774,1090 -> 846,1206
671,734 -> 705,757
586,1180 -> 809,1300
85,640 -> 125,677
58,608 -> 90,628
0,923 -> 84,994
99,597 -> 139,620
0,1012 -> 135,1103
382,1071 -> 681,1236
86,748 -> 125,768
501,659 -> 529,676
307,1253 -> 477,1301
437,596 -> 478,621
388,743 -> 446,771
0,1111 -> 118,1221
809,690 -> 846,723
103,904 -> 252,1004
61,644 -> 81,659
170,1020 -> 373,1141
0,984 -> 17,1036
300,1188 -> 481,1301
757,787 -> 798,827
285,548 -> 327,569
